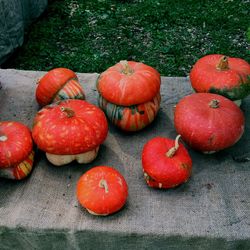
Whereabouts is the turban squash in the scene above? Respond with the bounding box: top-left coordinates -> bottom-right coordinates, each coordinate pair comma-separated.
97,60 -> 161,131
36,68 -> 85,106
32,99 -> 108,166
0,121 -> 34,180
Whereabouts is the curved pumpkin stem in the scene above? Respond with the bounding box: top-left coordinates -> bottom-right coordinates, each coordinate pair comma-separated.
60,107 -> 75,118
166,135 -> 181,158
99,179 -> 109,193
120,60 -> 134,75
216,56 -> 229,71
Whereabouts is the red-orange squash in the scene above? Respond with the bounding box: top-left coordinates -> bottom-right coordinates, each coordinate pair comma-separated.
97,60 -> 161,131
36,68 -> 85,106
190,54 -> 250,103
0,121 -> 34,180
174,93 -> 245,153
142,135 -> 192,189
77,166 -> 128,216
32,99 -> 108,166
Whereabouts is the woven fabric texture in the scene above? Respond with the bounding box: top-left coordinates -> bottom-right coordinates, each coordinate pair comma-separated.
0,69 -> 249,249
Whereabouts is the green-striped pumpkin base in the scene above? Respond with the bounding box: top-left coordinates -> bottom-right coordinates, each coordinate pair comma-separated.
0,150 -> 34,180
98,92 -> 161,132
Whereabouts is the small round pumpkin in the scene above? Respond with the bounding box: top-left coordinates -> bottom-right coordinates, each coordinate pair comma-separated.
36,68 -> 85,106
32,99 -> 108,166
77,166 -> 128,216
0,121 -> 34,180
190,54 -> 250,104
174,93 -> 245,153
142,135 -> 192,189
97,60 -> 161,131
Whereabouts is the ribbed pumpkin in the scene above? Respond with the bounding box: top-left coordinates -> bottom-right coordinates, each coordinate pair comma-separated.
97,60 -> 161,131
0,121 -> 34,180
36,68 -> 85,106
174,93 -> 245,153
32,99 -> 108,166
190,54 -> 250,104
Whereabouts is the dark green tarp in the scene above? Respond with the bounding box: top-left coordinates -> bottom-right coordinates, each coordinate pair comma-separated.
0,0 -> 47,64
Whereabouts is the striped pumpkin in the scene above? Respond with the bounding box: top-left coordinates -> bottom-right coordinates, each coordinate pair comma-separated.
0,121 -> 34,180
36,68 -> 85,106
0,151 -> 34,180
97,61 -> 161,131
98,92 -> 161,131
53,78 -> 85,102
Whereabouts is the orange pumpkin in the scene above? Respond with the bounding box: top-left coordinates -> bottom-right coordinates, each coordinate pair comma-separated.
0,121 -> 34,180
36,68 -> 85,106
32,99 -> 108,166
77,166 -> 128,216
190,54 -> 250,104
97,61 -> 161,131
174,93 -> 245,153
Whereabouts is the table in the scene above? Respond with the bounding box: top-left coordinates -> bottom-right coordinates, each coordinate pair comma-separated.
0,69 -> 250,249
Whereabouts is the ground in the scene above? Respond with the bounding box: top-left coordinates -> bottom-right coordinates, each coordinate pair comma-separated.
3,0 -> 250,76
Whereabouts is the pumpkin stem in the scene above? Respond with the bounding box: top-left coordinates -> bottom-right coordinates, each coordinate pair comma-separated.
216,56 -> 229,71
166,135 -> 181,158
99,179 -> 109,193
60,107 -> 75,118
209,99 -> 220,108
120,60 -> 134,75
0,135 -> 7,142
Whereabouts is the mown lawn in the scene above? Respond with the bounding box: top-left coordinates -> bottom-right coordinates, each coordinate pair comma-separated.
3,0 -> 250,76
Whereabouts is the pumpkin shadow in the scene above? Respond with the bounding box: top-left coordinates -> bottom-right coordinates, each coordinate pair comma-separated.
0,178 -> 26,206
226,97 -> 250,159
76,198 -> 129,220
34,144 -> 126,182
0,147 -> 41,205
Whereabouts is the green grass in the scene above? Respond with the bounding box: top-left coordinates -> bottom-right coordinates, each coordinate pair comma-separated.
3,0 -> 250,76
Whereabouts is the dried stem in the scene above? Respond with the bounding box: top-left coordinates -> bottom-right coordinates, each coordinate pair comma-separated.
99,179 -> 109,193
60,107 -> 75,118
209,99 -> 220,108
166,135 -> 181,158
120,60 -> 134,75
216,56 -> 229,71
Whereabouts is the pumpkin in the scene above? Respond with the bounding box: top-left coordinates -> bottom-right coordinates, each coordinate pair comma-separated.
0,121 -> 34,180
97,60 -> 161,131
32,99 -> 108,166
142,135 -> 192,189
190,54 -> 250,104
36,68 -> 85,106
174,93 -> 245,153
76,166 -> 128,216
